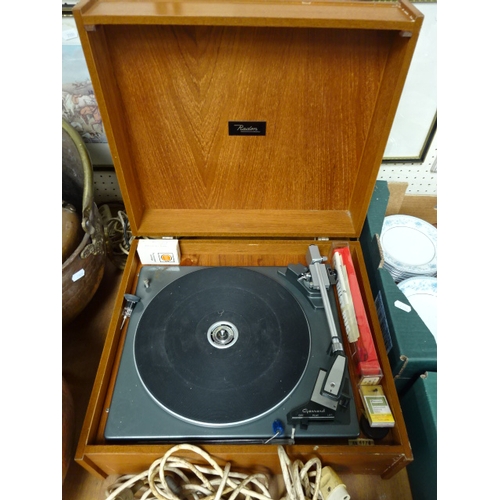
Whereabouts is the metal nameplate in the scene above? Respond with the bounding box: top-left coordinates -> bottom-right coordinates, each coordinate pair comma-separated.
228,121 -> 266,136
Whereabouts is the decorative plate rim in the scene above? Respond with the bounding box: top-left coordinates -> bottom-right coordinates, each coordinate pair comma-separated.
381,215 -> 437,274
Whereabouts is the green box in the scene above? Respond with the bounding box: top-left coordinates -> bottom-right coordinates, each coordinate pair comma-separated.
401,372 -> 437,500
360,181 -> 437,395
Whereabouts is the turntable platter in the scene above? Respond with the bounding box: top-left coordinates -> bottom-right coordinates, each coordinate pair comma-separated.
134,267 -> 310,426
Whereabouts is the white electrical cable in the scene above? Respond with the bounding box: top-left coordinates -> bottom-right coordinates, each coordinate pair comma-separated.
104,445 -> 324,500
277,446 -> 322,500
105,444 -> 271,500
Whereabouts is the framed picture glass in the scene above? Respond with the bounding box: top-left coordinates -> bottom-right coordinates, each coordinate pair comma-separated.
383,1 -> 437,162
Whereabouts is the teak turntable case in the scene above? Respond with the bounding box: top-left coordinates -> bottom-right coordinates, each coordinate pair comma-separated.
73,0 -> 423,479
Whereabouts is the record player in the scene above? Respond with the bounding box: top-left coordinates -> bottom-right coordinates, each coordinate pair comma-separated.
72,0 -> 423,479
105,247 -> 358,443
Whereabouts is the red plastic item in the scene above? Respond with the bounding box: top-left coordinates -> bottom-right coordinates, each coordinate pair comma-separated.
332,246 -> 383,385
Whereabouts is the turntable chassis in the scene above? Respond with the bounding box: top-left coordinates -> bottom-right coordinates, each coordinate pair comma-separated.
75,239 -> 412,478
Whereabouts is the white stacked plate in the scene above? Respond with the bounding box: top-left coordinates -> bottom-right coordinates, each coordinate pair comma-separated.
380,215 -> 437,282
398,276 -> 437,343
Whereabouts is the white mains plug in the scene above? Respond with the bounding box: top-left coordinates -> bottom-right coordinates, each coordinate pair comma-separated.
319,466 -> 350,500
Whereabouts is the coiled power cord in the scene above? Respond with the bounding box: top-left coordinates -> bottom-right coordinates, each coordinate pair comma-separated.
104,444 -> 348,500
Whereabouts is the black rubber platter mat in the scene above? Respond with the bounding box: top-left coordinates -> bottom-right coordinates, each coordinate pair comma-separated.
134,267 -> 310,426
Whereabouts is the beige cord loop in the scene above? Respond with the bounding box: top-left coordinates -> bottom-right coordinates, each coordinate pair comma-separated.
277,446 -> 322,500
105,445 -> 324,500
105,444 -> 272,500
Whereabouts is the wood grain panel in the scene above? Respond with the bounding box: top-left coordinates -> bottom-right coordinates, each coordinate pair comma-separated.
78,0 -> 421,30
82,443 -> 409,477
138,209 -> 356,237
103,25 -> 391,213
74,0 -> 423,238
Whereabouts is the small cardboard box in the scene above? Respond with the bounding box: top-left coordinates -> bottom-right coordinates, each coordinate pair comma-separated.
359,385 -> 395,428
72,0 -> 423,479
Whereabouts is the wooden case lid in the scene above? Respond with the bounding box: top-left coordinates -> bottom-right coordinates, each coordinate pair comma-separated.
74,0 -> 423,239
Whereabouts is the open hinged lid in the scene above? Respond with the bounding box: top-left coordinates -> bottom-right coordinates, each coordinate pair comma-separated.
73,0 -> 422,239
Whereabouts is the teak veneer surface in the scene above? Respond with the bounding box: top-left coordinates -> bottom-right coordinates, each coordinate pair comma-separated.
70,0 -> 422,483
77,0 -> 421,29
73,0 -> 423,238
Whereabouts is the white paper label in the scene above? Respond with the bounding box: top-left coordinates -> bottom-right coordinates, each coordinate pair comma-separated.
394,300 -> 412,313
72,269 -> 85,282
62,29 -> 79,41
